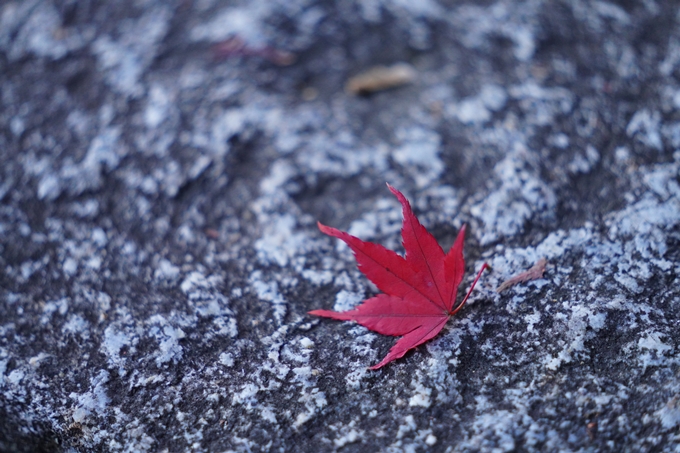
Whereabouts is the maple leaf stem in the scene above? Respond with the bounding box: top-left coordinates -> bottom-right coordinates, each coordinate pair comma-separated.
450,263 -> 489,316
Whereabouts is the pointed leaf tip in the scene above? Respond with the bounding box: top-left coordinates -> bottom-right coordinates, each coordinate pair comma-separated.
317,221 -> 339,237
386,183 -> 408,206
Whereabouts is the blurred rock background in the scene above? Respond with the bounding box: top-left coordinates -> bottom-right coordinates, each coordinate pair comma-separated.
1,0 -> 679,451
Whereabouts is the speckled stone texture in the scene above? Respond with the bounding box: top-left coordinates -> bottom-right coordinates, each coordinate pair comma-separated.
1,1 -> 679,452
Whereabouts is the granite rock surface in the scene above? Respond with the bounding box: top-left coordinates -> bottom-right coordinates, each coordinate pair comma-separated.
1,0 -> 679,452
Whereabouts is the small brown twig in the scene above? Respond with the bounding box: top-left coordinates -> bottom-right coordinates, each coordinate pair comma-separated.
496,258 -> 548,293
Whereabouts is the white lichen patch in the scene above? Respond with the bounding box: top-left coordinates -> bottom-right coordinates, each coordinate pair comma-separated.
455,3 -> 539,61
63,315 -> 90,338
656,397 -> 680,430
190,5 -> 268,45
396,415 -> 417,439
299,337 -> 314,349
567,145 -> 600,175
627,109 -> 663,150
346,197 -> 403,249
36,126 -> 125,201
470,144 -> 556,245
392,126 -> 443,188
333,290 -> 364,312
92,8 -> 170,98
461,410 -> 531,452
333,428 -> 362,448
154,258 -> 180,282
101,325 -> 134,375
638,332 -> 673,369
408,381 -> 432,408
345,366 -> 369,391
232,383 -> 260,407
424,432 -> 437,446
219,352 -> 234,367
2,2 -> 89,61
292,366 -> 327,428
28,352 -> 50,368
301,268 -> 334,286
147,318 -> 185,367
70,370 -> 110,423
449,84 -> 507,125
180,271 -> 236,337
253,207 -> 309,268
40,298 -> 69,324
260,405 -> 277,424
249,271 -> 287,326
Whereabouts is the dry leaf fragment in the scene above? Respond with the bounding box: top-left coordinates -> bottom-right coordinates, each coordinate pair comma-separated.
496,258 -> 548,293
345,63 -> 417,95
212,36 -> 295,66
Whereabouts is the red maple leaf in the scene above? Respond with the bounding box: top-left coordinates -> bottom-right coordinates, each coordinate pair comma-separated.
309,184 -> 488,369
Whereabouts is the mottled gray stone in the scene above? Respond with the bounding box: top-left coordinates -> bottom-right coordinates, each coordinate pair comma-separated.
1,0 -> 679,452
